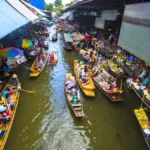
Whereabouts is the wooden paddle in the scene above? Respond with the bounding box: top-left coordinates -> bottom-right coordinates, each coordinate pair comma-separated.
119,79 -> 123,94
7,84 -> 36,94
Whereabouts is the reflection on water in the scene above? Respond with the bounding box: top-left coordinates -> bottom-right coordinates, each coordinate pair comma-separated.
5,26 -> 148,150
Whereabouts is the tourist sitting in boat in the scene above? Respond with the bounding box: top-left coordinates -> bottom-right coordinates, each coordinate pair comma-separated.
79,68 -> 89,85
50,52 -> 55,63
0,108 -> 11,127
83,53 -> 91,62
40,54 -> 46,63
65,75 -> 77,94
38,60 -> 43,69
5,93 -> 15,110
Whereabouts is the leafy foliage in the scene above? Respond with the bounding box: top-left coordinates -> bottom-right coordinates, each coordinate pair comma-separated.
45,3 -> 54,11
54,0 -> 62,7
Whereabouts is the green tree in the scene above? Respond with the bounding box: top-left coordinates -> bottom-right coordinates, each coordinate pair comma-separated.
45,3 -> 53,11
54,0 -> 62,7
53,5 -> 63,17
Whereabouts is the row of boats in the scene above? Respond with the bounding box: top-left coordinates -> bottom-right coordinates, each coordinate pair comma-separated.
63,47 -> 150,149
0,50 -> 58,149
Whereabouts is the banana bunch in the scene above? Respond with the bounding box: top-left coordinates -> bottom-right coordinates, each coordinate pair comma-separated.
134,108 -> 149,129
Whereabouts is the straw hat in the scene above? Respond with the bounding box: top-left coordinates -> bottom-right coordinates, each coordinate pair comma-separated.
12,74 -> 18,78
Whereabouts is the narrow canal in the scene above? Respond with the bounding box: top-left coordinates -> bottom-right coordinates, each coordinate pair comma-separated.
5,26 -> 148,150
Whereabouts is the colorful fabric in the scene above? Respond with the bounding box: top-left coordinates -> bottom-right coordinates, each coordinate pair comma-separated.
0,47 -> 23,58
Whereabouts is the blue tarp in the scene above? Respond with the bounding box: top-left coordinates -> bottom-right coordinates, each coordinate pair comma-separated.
0,0 -> 29,39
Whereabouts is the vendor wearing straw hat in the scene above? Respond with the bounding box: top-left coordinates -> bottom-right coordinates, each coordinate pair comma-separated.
9,74 -> 20,88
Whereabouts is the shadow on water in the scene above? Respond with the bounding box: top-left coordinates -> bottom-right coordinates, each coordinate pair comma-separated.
5,25 -> 148,150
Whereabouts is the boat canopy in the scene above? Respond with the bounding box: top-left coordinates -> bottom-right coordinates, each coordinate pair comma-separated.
20,0 -> 47,17
64,33 -> 73,42
60,10 -> 75,19
0,0 -> 29,39
7,0 -> 39,23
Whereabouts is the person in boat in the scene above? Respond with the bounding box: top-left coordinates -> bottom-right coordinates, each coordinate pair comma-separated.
83,53 -> 91,62
66,76 -> 77,94
0,108 -> 11,127
2,63 -> 11,73
9,74 -> 20,90
40,54 -> 46,63
5,93 -> 15,110
84,65 -> 88,73
50,52 -> 55,63
79,68 -> 89,85
38,60 -> 43,69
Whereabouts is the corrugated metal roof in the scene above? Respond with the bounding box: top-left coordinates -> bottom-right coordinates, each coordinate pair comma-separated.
7,0 -> 39,23
0,0 -> 29,39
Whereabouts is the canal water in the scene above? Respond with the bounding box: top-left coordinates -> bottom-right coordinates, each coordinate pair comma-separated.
5,26 -> 148,150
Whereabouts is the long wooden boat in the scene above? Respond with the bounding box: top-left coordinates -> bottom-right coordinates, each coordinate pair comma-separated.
109,69 -> 130,79
90,68 -> 124,102
44,41 -> 49,49
52,34 -> 57,42
134,108 -> 150,149
49,51 -> 58,66
29,53 -> 48,77
74,60 -> 95,97
0,84 -> 21,150
64,43 -> 72,51
65,74 -> 85,117
132,85 -> 150,109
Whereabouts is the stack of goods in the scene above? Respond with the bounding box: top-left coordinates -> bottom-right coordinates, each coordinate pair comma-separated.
134,108 -> 150,135
94,68 -> 119,93
108,60 -> 124,75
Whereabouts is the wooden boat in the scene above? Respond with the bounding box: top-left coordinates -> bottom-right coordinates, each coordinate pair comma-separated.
64,42 -> 72,50
52,34 -> 57,42
134,108 -> 150,150
64,33 -> 73,50
44,41 -> 49,49
132,84 -> 150,109
65,74 -> 85,117
90,67 -> 124,102
29,53 -> 48,77
74,60 -> 95,97
49,51 -> 58,66
0,84 -> 21,150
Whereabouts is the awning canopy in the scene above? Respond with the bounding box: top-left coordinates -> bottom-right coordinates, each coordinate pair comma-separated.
64,33 -> 73,42
60,10 -> 75,19
0,0 -> 29,39
20,0 -> 47,17
7,0 -> 39,23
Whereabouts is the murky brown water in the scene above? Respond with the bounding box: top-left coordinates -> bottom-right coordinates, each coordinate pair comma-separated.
5,26 -> 148,150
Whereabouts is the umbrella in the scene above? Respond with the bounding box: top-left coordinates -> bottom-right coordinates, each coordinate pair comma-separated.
0,47 -> 23,58
70,33 -> 85,42
16,39 -> 33,49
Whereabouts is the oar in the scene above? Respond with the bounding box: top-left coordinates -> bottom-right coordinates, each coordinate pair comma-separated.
7,84 -> 36,94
